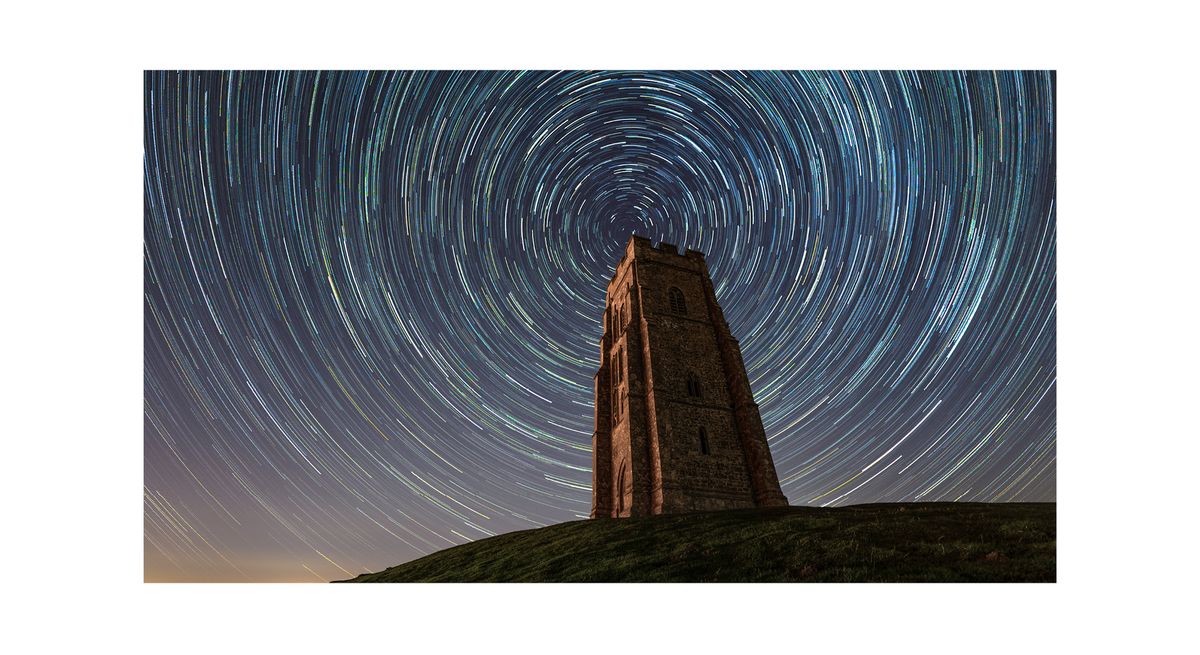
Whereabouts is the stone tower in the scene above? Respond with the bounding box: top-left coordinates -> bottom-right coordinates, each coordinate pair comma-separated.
590,235 -> 788,518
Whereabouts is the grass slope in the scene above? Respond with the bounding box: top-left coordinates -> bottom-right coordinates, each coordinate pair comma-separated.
339,502 -> 1055,583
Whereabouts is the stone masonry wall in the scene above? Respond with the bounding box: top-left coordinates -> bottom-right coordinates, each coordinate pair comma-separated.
590,235 -> 787,518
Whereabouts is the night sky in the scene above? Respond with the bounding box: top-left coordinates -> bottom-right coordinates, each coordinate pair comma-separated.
144,70 -> 1055,582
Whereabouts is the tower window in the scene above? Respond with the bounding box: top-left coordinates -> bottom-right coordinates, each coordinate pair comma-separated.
686,373 -> 702,398
699,427 -> 710,455
668,287 -> 687,315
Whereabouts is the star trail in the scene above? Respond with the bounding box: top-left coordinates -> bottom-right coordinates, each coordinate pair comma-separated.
144,70 -> 1055,582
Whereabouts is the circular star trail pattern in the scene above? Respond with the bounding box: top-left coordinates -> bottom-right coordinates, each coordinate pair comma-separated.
144,70 -> 1056,582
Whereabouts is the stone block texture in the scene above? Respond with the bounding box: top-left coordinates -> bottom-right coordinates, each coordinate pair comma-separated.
591,235 -> 789,518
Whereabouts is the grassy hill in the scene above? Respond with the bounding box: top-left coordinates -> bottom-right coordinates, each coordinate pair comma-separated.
338,502 -> 1054,583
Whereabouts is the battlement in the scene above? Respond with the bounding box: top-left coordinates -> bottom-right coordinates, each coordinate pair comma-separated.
629,234 -> 705,259
610,234 -> 707,287
652,241 -> 678,255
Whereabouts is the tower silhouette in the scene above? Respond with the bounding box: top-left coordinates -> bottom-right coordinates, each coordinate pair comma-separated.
591,235 -> 788,518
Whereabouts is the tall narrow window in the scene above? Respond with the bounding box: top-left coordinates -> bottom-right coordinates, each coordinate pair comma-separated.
698,427 -> 710,455
668,287 -> 687,315
616,460 -> 628,514
686,373 -> 701,398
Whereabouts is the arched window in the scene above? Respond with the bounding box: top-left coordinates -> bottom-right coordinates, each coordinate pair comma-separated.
698,427 -> 710,455
686,373 -> 702,398
616,459 -> 629,514
668,287 -> 687,315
